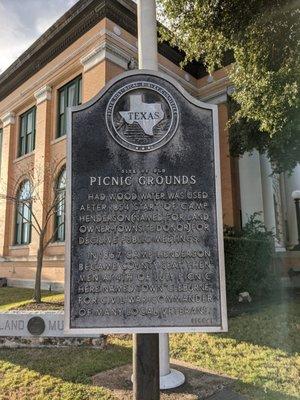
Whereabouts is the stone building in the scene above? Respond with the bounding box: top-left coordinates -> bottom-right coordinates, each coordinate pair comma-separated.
0,0 -> 298,289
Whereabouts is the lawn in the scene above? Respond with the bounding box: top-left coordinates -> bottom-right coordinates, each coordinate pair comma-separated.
0,287 -> 299,400
0,337 -> 131,400
170,301 -> 300,400
0,287 -> 64,311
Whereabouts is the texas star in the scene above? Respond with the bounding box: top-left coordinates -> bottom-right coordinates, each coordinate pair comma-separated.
119,94 -> 164,136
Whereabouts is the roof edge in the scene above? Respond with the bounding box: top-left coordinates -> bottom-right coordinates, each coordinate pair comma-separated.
0,0 -> 207,102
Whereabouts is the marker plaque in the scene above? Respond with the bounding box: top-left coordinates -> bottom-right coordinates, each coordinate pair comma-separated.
65,71 -> 227,334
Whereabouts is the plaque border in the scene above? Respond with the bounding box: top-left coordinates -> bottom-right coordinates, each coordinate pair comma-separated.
65,70 -> 228,334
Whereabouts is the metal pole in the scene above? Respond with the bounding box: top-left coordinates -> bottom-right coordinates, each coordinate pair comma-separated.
138,0 -> 158,70
292,191 -> 300,250
133,334 -> 160,400
294,198 -> 300,250
133,3 -> 160,399
135,0 -> 185,392
159,333 -> 185,389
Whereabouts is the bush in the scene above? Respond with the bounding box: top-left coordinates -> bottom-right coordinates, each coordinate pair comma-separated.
224,213 -> 279,304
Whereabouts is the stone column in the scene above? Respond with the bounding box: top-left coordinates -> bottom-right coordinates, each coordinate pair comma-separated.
259,153 -> 276,233
239,150 -> 264,226
218,102 -> 240,227
0,112 -> 15,256
284,164 -> 300,247
29,86 -> 52,257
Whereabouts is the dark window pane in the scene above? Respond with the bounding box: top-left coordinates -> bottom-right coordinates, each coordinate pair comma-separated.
27,112 -> 32,134
59,114 -> 65,137
20,118 -> 26,137
19,107 -> 35,156
26,133 -> 32,154
78,78 -> 82,104
55,168 -> 66,241
68,84 -> 76,107
57,76 -> 82,138
60,90 -> 65,115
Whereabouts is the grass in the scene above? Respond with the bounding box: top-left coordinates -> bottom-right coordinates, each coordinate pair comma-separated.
0,337 -> 131,400
0,287 -> 64,311
170,301 -> 300,400
0,287 -> 299,399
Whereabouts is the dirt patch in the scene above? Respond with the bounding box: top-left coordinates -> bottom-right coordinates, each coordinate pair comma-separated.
92,359 -> 235,400
14,302 -> 64,311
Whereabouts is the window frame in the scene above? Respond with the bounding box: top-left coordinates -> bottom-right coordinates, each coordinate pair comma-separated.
57,75 -> 82,138
14,180 -> 32,245
18,107 -> 36,157
54,167 -> 66,242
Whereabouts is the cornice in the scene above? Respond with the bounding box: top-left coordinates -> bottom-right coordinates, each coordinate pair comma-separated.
0,0 -> 209,102
34,85 -> 52,104
81,42 -> 130,71
1,112 -> 16,127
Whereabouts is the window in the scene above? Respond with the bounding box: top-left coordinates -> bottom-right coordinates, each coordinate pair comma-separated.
0,128 -> 3,174
57,76 -> 82,137
15,180 -> 32,245
54,168 -> 66,242
19,107 -> 36,157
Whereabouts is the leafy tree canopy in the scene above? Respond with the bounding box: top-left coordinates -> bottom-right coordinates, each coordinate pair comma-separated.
158,0 -> 300,172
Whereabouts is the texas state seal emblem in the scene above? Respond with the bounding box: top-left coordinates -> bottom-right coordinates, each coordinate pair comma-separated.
106,81 -> 179,152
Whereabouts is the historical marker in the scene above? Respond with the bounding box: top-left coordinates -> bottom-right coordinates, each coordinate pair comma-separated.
65,71 -> 227,334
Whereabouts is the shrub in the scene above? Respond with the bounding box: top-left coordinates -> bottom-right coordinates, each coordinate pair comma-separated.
224,213 -> 279,304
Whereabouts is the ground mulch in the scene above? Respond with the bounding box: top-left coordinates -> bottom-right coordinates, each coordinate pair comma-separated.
14,301 -> 64,311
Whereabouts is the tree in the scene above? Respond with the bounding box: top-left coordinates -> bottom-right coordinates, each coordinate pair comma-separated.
1,161 -> 65,303
158,0 -> 300,172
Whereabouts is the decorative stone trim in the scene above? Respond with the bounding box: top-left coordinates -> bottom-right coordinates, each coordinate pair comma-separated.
0,335 -> 106,348
227,85 -> 235,96
0,112 -> 15,127
0,311 -> 99,338
113,25 -> 122,36
34,85 -> 52,104
200,89 -> 228,105
80,42 -> 130,72
158,65 -> 198,97
6,278 -> 64,292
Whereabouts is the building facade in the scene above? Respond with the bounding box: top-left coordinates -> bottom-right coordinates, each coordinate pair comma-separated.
0,0 -> 298,290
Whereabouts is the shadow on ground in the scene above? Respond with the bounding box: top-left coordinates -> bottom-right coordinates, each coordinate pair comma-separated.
0,342 -> 298,399
0,343 -> 132,384
92,360 -> 300,400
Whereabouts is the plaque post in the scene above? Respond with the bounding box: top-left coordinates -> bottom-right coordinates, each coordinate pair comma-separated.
136,0 -> 185,392
133,334 -> 160,400
135,1 -> 161,398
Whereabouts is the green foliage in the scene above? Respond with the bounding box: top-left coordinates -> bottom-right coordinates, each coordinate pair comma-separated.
158,0 -> 300,172
224,213 -> 278,303
228,97 -> 300,173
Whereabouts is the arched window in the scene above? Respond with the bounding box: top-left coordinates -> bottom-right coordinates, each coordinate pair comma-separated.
55,168 -> 66,242
15,180 -> 32,245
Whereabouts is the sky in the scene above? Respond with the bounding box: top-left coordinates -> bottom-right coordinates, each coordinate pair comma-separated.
0,0 -> 80,74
